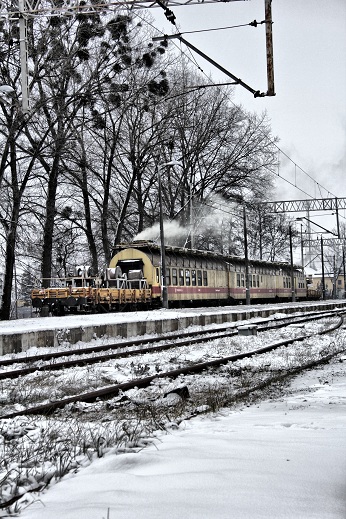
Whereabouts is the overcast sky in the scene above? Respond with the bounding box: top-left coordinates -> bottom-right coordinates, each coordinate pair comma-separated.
150,0 -> 346,211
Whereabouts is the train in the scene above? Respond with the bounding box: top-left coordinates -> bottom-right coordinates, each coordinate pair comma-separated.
31,241 -> 321,315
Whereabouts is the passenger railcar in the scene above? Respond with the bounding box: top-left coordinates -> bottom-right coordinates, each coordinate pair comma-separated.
110,241 -> 309,306
31,241 -> 320,314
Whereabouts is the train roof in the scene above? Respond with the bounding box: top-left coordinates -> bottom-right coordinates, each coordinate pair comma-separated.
112,241 -> 303,271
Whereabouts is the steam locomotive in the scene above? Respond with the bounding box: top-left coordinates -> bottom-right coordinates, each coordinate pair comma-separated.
31,241 -> 320,314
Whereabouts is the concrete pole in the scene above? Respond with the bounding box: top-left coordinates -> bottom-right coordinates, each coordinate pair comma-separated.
289,226 -> 296,302
243,206 -> 250,305
158,166 -> 168,309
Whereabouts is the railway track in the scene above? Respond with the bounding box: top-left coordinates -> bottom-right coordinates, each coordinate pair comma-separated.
0,308 -> 343,381
1,311 -> 344,420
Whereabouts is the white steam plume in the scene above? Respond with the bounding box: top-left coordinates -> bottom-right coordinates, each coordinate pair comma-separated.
134,220 -> 188,244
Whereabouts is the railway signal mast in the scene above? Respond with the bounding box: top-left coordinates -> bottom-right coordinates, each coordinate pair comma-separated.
0,0 -> 275,112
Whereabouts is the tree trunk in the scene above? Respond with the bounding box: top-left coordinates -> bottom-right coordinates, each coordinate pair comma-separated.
0,138 -> 21,320
0,224 -> 17,320
80,158 -> 98,274
41,159 -> 60,288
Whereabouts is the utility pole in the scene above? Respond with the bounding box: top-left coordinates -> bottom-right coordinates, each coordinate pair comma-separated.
289,226 -> 296,302
333,255 -> 336,299
343,247 -> 346,299
299,223 -> 304,269
18,0 -> 29,113
265,0 -> 275,96
190,180 -> 194,249
321,236 -> 326,300
157,161 -> 183,308
158,165 -> 168,309
243,207 -> 250,305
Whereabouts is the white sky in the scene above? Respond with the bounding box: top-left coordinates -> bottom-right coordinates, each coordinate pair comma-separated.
150,0 -> 346,207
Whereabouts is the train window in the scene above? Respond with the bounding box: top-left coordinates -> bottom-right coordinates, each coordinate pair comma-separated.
172,268 -> 178,286
249,276 -> 252,288
197,270 -> 202,286
179,269 -> 184,286
236,273 -> 240,287
256,275 -> 260,287
191,269 -> 197,286
156,267 -> 160,284
166,268 -> 171,286
203,271 -> 208,286
185,269 -> 191,286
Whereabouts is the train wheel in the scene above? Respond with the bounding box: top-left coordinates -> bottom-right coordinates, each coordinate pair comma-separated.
32,298 -> 42,309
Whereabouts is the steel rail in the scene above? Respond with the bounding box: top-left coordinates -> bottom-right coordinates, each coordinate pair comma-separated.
0,310 -> 342,380
0,307 -> 341,366
1,315 -> 343,420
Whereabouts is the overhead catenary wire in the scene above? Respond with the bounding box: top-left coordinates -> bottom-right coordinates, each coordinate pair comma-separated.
1,0 -> 341,202
4,0 -> 339,202
172,19 -> 268,36
130,8 -> 340,203
128,7 -> 346,230
120,8 -> 346,239
5,0 -> 336,205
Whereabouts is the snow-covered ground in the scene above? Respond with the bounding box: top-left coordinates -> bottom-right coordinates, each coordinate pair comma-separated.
1,304 -> 345,518
16,351 -> 346,519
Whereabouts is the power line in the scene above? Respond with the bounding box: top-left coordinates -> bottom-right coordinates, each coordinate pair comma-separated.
154,31 -> 339,199
4,0 -> 336,202
175,19 -> 267,35
139,8 -> 339,201
0,0 -> 249,18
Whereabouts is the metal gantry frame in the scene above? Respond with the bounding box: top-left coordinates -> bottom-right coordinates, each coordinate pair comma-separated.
1,0 -> 250,14
261,196 -> 346,216
262,196 -> 346,239
256,196 -> 346,301
275,198 -> 346,300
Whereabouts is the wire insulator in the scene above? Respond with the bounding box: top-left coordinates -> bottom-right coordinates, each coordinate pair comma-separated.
164,8 -> 176,25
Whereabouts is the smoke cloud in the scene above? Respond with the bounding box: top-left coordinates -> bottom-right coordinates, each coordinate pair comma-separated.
133,193 -> 239,246
134,220 -> 187,244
